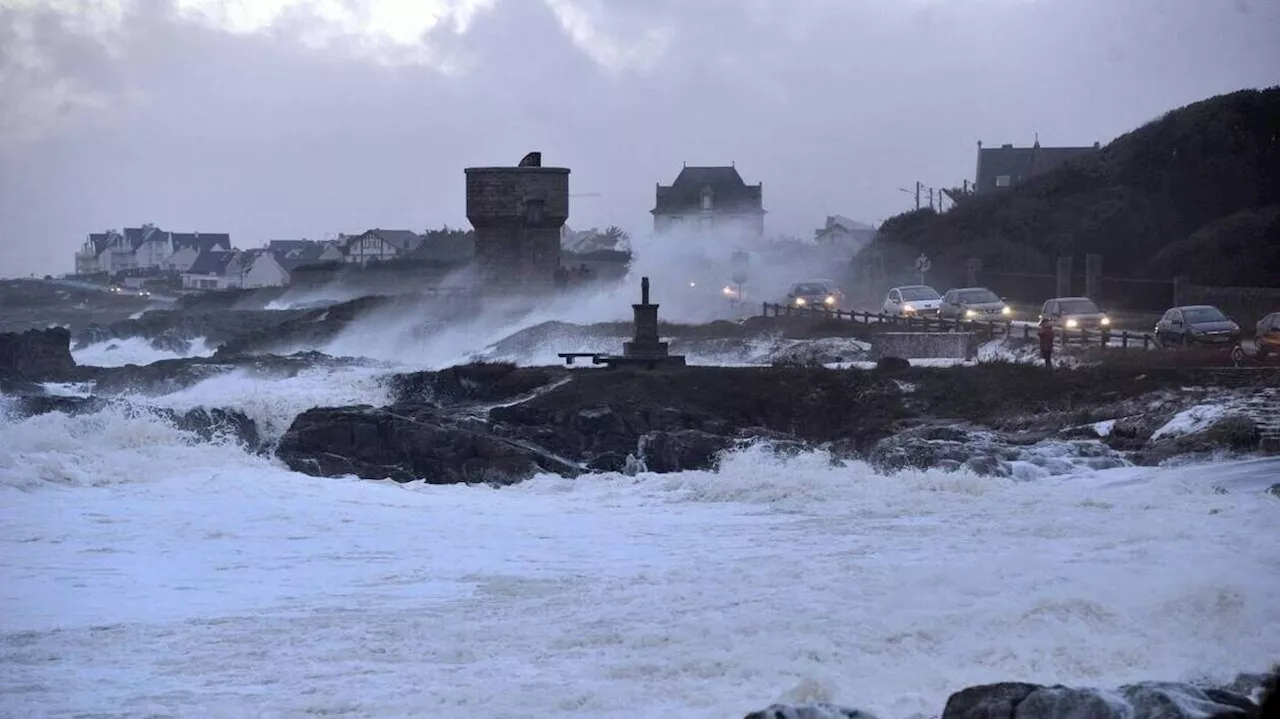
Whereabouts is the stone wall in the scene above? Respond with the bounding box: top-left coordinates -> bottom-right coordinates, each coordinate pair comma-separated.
874,332 -> 975,360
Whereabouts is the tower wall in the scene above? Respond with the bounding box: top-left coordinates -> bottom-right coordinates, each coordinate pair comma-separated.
465,163 -> 569,292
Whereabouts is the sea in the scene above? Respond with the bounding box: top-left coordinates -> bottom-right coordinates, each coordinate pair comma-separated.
2,289 -> 1278,719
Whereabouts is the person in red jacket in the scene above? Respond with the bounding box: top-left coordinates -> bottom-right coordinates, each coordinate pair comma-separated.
1038,317 -> 1055,369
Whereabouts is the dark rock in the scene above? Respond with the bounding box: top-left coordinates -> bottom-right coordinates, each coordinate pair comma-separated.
743,704 -> 878,719
276,403 -> 580,484
638,429 -> 734,473
149,332 -> 192,355
586,451 -> 630,473
875,356 -> 911,373
1268,483 -> 1280,498
389,363 -> 565,405
167,407 -> 262,451
867,424 -> 1014,475
86,359 -> 232,396
940,680 -> 1258,719
1136,415 -> 1262,466
0,327 -> 76,382
7,394 -> 109,418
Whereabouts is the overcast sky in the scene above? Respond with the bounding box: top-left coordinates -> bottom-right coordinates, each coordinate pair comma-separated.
1,0 -> 1277,278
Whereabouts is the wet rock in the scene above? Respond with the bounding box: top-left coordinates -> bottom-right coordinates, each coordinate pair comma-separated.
6,395 -> 109,418
149,332 -> 192,355
875,356 -> 911,373
276,403 -> 580,484
389,362 -> 564,405
167,407 -> 262,452
940,680 -> 1258,719
0,327 -> 76,382
867,424 -> 1014,476
638,429 -> 735,473
1136,414 -> 1262,466
743,704 -> 879,719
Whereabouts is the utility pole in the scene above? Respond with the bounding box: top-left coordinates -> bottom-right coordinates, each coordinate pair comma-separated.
915,181 -> 922,210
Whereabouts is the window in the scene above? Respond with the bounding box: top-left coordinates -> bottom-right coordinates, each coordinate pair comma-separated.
526,199 -> 545,224
701,194 -> 713,210
995,175 -> 1011,187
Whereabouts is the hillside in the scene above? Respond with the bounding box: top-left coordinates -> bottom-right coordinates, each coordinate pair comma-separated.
873,87 -> 1280,287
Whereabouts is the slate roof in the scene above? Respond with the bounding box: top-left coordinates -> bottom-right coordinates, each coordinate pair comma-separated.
652,166 -> 766,215
88,232 -> 112,256
974,141 -> 1100,194
171,232 -> 232,253
267,240 -> 313,254
186,249 -> 237,276
272,243 -> 325,272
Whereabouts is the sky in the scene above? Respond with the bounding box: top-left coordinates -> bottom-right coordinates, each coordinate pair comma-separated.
1,0 -> 1278,278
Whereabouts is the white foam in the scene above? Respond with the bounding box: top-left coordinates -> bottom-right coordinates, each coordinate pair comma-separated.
1152,404 -> 1234,440
72,336 -> 217,368
140,363 -> 395,442
1,411 -> 1276,718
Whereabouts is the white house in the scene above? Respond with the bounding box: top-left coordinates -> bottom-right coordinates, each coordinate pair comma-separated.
339,229 -> 425,265
74,224 -> 232,275
182,249 -> 237,290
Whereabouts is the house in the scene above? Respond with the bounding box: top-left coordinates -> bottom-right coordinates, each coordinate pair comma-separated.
268,240 -> 326,284
652,164 -> 766,239
974,138 -> 1101,194
182,249 -> 238,290
814,215 -> 876,248
166,232 -> 232,272
73,224 -> 231,275
339,228 -> 424,265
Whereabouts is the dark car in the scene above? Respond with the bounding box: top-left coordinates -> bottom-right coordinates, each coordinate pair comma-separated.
1039,296 -> 1111,330
1154,305 -> 1240,348
785,279 -> 844,310
938,287 -> 1012,320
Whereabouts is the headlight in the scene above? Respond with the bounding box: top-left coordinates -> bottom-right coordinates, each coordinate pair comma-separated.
903,303 -> 915,312
964,309 -> 977,318
1001,306 -> 1012,316
795,297 -> 806,306
1066,319 -> 1078,329
1100,317 -> 1111,326
824,295 -> 836,305
722,286 -> 734,296
689,281 -> 697,288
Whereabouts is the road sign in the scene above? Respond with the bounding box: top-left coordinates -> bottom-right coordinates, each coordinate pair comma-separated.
915,254 -> 931,273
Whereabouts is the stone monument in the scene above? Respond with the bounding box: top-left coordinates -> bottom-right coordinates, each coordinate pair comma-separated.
558,276 -> 687,369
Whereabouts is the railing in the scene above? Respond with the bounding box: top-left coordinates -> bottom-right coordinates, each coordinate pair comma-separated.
760,302 -> 1157,350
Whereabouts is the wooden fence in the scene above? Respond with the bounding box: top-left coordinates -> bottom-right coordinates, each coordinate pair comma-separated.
760,302 -> 1158,350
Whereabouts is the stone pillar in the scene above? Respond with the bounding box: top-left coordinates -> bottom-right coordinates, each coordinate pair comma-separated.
965,257 -> 982,287
1084,253 -> 1103,301
1056,255 -> 1073,298
1173,275 -> 1189,306
623,277 -> 670,358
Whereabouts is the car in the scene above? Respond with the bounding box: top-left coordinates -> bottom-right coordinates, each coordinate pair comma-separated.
785,279 -> 843,310
1231,311 -> 1280,364
883,285 -> 942,317
938,287 -> 1012,320
1039,296 -> 1111,330
1153,305 -> 1241,348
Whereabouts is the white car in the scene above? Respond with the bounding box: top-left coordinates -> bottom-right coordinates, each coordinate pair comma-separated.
883,285 -> 942,316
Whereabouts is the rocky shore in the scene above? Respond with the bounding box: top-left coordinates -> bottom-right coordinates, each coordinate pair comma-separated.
743,668 -> 1277,718
5,325 -> 1279,486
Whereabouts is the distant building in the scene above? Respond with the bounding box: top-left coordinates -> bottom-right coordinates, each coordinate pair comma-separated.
337,228 -> 424,265
814,215 -> 876,249
74,224 -> 232,275
182,249 -> 238,290
974,139 -> 1101,194
652,164 -> 765,239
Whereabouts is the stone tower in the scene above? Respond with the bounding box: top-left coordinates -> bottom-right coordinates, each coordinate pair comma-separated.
465,152 -> 569,292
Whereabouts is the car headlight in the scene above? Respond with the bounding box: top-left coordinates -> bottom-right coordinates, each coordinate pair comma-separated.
1100,317 -> 1111,326
964,309 -> 977,318
1001,306 -> 1012,316
903,303 -> 915,312
722,286 -> 734,296
795,297 -> 806,306
824,295 -> 836,305
1066,318 -> 1078,328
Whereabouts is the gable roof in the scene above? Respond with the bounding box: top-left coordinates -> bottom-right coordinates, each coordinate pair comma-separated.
653,165 -> 765,215
267,239 -> 314,254
975,141 -> 1100,193
272,243 -> 324,272
186,249 -> 237,276
172,232 -> 232,253
88,232 -> 113,256
345,229 -> 423,252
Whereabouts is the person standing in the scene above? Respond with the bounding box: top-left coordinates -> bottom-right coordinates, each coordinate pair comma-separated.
1038,317 -> 1055,369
